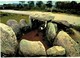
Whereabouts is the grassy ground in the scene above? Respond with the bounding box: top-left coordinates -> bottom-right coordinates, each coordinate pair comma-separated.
0,12 -> 29,24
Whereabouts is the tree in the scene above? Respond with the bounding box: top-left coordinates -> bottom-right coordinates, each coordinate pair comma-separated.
46,1 -> 53,8
70,1 -> 77,9
36,1 -> 43,7
55,1 -> 64,9
2,4 -> 14,9
55,1 -> 71,9
19,1 -> 25,4
28,1 -> 34,9
77,3 -> 80,10
19,1 -> 25,8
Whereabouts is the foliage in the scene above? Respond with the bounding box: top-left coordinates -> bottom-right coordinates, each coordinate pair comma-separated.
0,1 -> 80,15
46,1 -> 53,8
55,1 -> 80,15
28,1 -> 34,9
36,1 -> 43,7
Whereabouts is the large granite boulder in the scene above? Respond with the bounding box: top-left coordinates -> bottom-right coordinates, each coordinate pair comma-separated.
47,46 -> 65,56
19,39 -> 46,56
46,22 -> 57,46
70,28 -> 80,45
53,30 -> 80,56
47,22 -> 57,39
0,23 -> 18,56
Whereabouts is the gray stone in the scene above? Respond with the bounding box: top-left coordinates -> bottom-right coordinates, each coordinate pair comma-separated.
6,19 -> 20,35
47,22 -> 57,39
30,14 -> 54,21
19,39 -> 46,56
6,19 -> 17,26
46,22 -> 57,45
28,16 -> 32,28
52,20 -> 72,27
19,19 -> 31,33
72,24 -> 80,31
47,46 -> 65,56
19,19 -> 28,28
0,23 -> 18,55
53,30 -> 80,56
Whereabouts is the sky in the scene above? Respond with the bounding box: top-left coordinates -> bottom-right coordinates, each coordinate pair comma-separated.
0,0 -> 80,5
0,1 -> 19,5
0,1 -> 56,5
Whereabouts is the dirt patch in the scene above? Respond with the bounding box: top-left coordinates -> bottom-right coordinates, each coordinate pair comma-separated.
21,29 -> 49,50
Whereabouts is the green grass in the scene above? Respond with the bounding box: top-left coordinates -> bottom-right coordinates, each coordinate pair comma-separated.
0,12 -> 29,24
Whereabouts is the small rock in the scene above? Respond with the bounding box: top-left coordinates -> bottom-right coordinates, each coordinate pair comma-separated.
47,46 -> 65,56
53,30 -> 80,56
19,39 -> 46,56
0,23 -> 18,56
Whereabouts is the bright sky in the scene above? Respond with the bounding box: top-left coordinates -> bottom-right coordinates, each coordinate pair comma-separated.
0,0 -> 80,5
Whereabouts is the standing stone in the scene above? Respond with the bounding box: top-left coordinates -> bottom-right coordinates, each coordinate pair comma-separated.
6,19 -> 20,35
47,22 -> 57,39
0,23 -> 18,56
19,39 -> 46,56
46,22 -> 57,46
53,30 -> 80,56
6,19 -> 17,26
29,16 -> 32,28
19,19 -> 30,33
47,46 -> 65,56
19,19 -> 28,28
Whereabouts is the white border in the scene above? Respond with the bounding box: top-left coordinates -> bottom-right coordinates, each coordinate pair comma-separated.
0,0 -> 80,58
0,0 -> 80,1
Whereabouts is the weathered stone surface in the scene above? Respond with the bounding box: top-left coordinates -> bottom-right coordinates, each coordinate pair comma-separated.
19,39 -> 46,56
0,23 -> 18,55
72,24 -> 80,31
70,28 -> 80,45
19,19 -> 30,33
46,22 -> 57,46
52,20 -> 72,28
28,16 -> 32,28
30,14 -> 54,21
6,19 -> 20,35
47,46 -> 65,56
19,19 -> 28,28
47,22 -> 57,39
6,19 -> 18,26
53,31 -> 80,56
